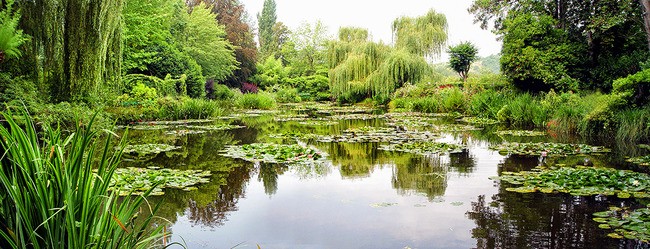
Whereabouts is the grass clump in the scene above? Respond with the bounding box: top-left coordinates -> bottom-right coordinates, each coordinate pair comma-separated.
0,112 -> 168,248
234,91 -> 277,110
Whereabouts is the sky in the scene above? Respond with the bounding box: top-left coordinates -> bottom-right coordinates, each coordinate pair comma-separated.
239,0 -> 502,60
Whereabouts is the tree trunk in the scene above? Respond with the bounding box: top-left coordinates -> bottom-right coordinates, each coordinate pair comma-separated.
640,0 -> 650,51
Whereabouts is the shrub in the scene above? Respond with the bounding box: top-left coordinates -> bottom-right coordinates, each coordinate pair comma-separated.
467,89 -> 509,119
212,83 -> 235,100
438,87 -> 466,112
615,107 -> 650,143
275,87 -> 302,103
612,68 -> 650,107
158,97 -> 222,120
497,93 -> 548,128
122,74 -> 179,96
235,91 -> 276,109
241,82 -> 259,93
35,102 -> 112,131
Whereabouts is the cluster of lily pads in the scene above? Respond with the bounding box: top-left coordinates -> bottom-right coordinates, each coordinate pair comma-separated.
316,126 -> 437,143
495,166 -> 650,198
298,120 -> 339,126
182,124 -> 245,131
164,129 -> 207,136
221,143 -> 327,165
122,144 -> 181,156
489,142 -> 610,156
110,167 -> 212,196
626,155 -> 650,166
434,124 -> 482,132
268,131 -> 320,141
327,114 -> 380,120
459,117 -> 500,126
495,130 -> 547,137
593,206 -> 650,242
379,141 -> 465,155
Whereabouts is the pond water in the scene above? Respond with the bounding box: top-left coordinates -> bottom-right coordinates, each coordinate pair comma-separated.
120,104 -> 650,248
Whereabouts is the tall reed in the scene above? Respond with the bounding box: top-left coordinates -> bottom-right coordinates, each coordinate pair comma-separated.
0,111 -> 168,248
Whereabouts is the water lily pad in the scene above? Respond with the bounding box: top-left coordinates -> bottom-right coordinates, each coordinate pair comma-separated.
459,117 -> 500,126
496,166 -> 650,197
298,120 -> 339,126
316,127 -> 438,143
627,155 -> 650,166
489,142 -> 610,156
328,114 -> 381,121
164,129 -> 207,136
122,144 -> 181,156
495,130 -> 546,137
379,141 -> 465,155
434,124 -> 483,132
183,124 -> 245,131
109,167 -> 211,196
593,206 -> 650,242
221,143 -> 327,165
370,202 -> 398,208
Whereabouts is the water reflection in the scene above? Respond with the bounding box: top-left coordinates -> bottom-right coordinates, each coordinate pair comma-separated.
392,154 -> 448,200
466,184 -> 646,249
449,149 -> 476,175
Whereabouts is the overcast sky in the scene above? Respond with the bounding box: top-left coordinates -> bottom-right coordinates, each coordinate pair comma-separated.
239,0 -> 502,60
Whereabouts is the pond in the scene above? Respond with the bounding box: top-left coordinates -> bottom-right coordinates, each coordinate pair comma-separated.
119,103 -> 650,248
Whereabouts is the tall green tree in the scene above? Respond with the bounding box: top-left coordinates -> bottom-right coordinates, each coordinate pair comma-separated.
292,20 -> 329,74
188,0 -> 259,87
257,0 -> 276,58
470,0 -> 648,90
447,42 -> 478,82
19,0 -> 123,102
392,9 -> 448,60
177,3 -> 238,82
122,0 -> 175,73
0,0 -> 28,64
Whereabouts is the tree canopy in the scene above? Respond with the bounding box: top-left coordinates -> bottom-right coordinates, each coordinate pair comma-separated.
447,42 -> 478,82
257,0 -> 277,58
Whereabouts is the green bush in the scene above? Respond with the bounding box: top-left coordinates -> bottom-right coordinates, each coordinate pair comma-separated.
36,102 -> 112,131
612,68 -> 650,107
158,97 -> 222,120
615,107 -> 650,143
439,87 -> 466,112
579,93 -> 626,139
0,73 -> 41,113
497,93 -> 548,128
467,89 -> 509,119
275,87 -> 302,103
412,97 -> 442,113
235,91 -> 277,109
212,83 -> 235,100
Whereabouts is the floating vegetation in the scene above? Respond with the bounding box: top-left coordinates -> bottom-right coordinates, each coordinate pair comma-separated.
370,202 -> 398,208
316,127 -> 438,143
328,114 -> 380,120
495,166 -> 650,198
127,125 -> 169,130
489,142 -> 610,156
593,206 -> 650,242
459,117 -> 500,126
434,124 -> 482,132
221,143 -> 327,165
136,119 -> 213,125
122,144 -> 180,156
385,116 -> 438,129
298,120 -> 339,126
268,131 -> 320,141
379,141 -> 465,155
183,124 -> 245,131
495,130 -> 547,137
110,167 -> 212,196
164,129 -> 207,136
316,106 -> 375,114
627,155 -> 650,166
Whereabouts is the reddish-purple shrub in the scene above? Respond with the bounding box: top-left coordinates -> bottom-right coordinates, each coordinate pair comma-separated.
241,82 -> 259,93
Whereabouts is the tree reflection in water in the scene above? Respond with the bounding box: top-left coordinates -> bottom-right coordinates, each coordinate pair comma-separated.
467,155 -> 648,249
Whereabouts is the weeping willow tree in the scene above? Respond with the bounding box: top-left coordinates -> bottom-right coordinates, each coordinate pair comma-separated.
328,24 -> 434,103
392,9 -> 448,60
18,0 -> 124,103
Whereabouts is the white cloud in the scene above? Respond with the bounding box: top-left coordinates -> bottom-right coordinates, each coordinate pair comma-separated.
240,0 -> 502,59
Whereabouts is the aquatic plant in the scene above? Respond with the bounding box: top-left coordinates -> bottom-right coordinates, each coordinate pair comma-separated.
317,127 -> 438,143
164,129 -> 207,136
298,120 -> 339,126
489,142 -> 610,156
0,112 -> 167,248
495,130 -> 547,137
379,141 -> 465,155
221,143 -> 327,165
495,166 -> 650,198
460,117 -> 500,126
627,155 -> 650,166
110,167 -> 212,196
183,124 -> 245,131
434,124 -> 483,132
122,143 -> 181,156
593,206 -> 650,241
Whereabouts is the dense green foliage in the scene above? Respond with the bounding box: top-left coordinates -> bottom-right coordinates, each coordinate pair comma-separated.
470,0 -> 649,91
0,0 -> 27,64
257,0 -> 277,58
0,113 -> 167,248
447,42 -> 478,81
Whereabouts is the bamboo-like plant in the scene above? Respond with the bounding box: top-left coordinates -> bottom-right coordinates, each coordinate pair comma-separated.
0,111 -> 170,248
